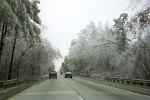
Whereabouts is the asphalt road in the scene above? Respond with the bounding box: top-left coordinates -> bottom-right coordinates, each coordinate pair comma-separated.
8,75 -> 150,100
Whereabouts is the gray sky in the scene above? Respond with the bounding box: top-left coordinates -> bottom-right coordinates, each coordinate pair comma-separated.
39,0 -> 136,70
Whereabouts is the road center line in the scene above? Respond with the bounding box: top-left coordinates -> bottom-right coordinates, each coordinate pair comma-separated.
79,96 -> 84,100
60,75 -> 85,100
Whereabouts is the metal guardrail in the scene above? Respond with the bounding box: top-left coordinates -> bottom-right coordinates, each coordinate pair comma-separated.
0,79 -> 23,90
0,75 -> 49,90
105,77 -> 150,87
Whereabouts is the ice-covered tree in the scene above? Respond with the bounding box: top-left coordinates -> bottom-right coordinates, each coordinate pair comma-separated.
67,22 -> 118,77
0,0 -> 62,80
0,0 -> 18,60
113,13 -> 129,53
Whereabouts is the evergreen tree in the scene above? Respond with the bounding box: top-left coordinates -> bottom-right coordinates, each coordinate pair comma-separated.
113,13 -> 128,53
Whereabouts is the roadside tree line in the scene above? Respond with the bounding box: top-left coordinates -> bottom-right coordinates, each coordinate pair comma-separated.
62,0 -> 150,79
0,0 -> 61,81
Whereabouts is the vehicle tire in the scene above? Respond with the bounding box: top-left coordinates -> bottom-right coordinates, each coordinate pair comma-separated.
49,77 -> 51,79
71,76 -> 72,78
56,77 -> 57,79
65,77 -> 66,78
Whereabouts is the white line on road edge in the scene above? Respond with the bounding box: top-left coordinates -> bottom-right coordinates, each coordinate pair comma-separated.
79,96 -> 84,100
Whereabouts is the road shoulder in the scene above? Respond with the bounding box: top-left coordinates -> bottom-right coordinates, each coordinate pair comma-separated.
75,76 -> 150,96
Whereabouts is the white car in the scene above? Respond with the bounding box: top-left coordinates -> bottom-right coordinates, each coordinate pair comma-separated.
65,72 -> 73,78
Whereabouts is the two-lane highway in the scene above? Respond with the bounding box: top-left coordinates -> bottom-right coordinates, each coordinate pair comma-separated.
9,75 -> 150,100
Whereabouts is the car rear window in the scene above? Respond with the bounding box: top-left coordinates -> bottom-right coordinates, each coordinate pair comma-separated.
66,72 -> 72,74
49,71 -> 56,73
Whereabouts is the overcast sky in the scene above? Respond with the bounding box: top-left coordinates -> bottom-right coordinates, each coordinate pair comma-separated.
39,0 -> 136,71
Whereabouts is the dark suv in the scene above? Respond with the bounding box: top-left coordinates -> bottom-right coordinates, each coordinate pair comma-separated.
65,72 -> 73,78
49,71 -> 57,79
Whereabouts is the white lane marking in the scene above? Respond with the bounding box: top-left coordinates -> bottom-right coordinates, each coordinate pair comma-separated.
65,83 -> 68,85
79,96 -> 84,100
59,75 -> 69,86
16,91 -> 77,96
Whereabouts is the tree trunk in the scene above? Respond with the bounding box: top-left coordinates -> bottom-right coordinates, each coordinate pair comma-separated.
4,57 -> 8,80
0,22 -> 6,61
16,60 -> 20,78
7,30 -> 18,80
